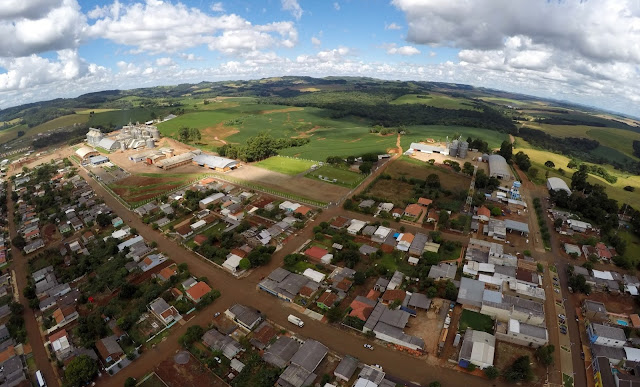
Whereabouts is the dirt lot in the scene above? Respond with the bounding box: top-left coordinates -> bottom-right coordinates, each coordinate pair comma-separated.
367,179 -> 415,203
226,164 -> 349,203
404,299 -> 448,355
387,159 -> 471,193
110,174 -> 201,204
105,138 -> 197,174
494,341 -> 546,385
154,351 -> 226,387
571,291 -> 638,315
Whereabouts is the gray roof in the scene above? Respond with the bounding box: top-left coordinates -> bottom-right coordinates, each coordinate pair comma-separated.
488,154 -> 511,178
149,298 -> 171,315
202,329 -> 243,359
359,199 -> 375,208
334,356 -> 359,380
457,277 -> 485,307
591,323 -> 627,342
277,364 -> 316,387
362,225 -> 377,236
482,289 -> 503,304
494,265 -> 517,277
264,336 -> 301,368
584,300 -> 608,314
505,219 -> 529,233
590,343 -> 626,361
373,321 -> 425,349
365,302 -> 409,331
573,266 -> 590,277
375,277 -> 390,289
359,365 -> 385,384
428,263 -> 456,280
359,244 -> 378,255
268,267 -> 291,282
459,329 -> 496,363
518,322 -> 548,340
228,304 -> 262,329
547,177 -> 571,194
409,233 -> 428,255
290,339 -> 328,372
99,335 -> 123,355
407,293 -> 431,310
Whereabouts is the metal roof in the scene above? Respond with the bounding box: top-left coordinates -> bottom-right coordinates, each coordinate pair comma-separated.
547,177 -> 571,194
192,153 -> 238,169
505,219 -> 529,233
290,339 -> 328,372
488,154 -> 511,179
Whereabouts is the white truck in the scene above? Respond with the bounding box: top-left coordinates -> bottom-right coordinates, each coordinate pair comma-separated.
288,314 -> 304,327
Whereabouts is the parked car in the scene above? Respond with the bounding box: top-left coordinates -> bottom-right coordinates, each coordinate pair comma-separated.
581,352 -> 585,360
214,312 -> 220,318
364,344 -> 374,350
558,314 -> 566,319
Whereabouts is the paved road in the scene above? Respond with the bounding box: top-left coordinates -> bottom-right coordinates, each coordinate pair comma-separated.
74,166 -> 504,387
6,189 -> 60,386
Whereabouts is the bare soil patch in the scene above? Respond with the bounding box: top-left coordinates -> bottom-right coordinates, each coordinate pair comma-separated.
154,351 -> 225,387
201,123 -> 239,145
258,107 -> 303,115
227,165 -> 348,203
368,179 -> 415,203
494,341 -> 545,385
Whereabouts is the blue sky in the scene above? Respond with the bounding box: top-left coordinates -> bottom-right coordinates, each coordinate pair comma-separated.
0,0 -> 640,117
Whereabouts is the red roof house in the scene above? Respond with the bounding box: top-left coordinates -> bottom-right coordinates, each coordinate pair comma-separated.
193,234 -> 207,246
381,289 -> 406,305
304,246 -> 329,261
404,204 -> 422,218
185,282 -> 212,303
418,197 -> 433,206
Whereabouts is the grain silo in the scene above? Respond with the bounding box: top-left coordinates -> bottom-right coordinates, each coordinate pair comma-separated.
146,139 -> 155,149
449,140 -> 459,157
458,141 -> 469,158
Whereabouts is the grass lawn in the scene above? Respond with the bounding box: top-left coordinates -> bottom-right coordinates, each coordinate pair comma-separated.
458,309 -> 494,334
375,253 -> 415,274
254,156 -> 315,175
620,231 -> 640,266
287,260 -> 317,274
387,157 -> 472,193
563,373 -> 574,387
390,93 -> 480,110
306,165 -> 365,188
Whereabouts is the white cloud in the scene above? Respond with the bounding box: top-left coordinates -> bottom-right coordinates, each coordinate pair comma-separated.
311,37 -> 321,47
155,57 -> 175,66
385,22 -> 402,30
178,53 -> 199,61
87,1 -> 298,55
383,43 -> 420,56
281,0 -> 302,20
0,0 -> 86,57
429,51 -> 436,57
333,2 -> 340,11
210,2 -> 224,12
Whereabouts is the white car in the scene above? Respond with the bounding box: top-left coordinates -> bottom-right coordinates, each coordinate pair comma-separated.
364,344 -> 374,350
558,314 -> 566,320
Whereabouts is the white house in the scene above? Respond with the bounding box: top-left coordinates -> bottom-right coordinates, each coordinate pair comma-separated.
347,220 -> 367,235
223,254 -> 243,274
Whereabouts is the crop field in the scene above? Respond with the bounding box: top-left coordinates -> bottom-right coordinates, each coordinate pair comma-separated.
400,125 -> 508,150
515,138 -> 640,208
0,114 -> 89,145
109,172 -> 203,205
305,165 -> 364,188
367,178 -> 415,204
75,108 -> 119,114
254,156 -> 315,175
390,93 -> 479,110
585,128 -> 640,160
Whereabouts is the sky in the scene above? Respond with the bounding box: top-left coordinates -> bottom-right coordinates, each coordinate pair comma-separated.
1,0 -> 640,116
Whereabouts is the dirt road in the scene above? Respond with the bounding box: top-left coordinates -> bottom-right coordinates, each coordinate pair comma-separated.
73,163 -> 503,387
7,190 -> 59,386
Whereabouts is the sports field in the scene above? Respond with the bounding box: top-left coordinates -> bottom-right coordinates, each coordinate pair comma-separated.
305,165 -> 364,188
254,156 -> 315,175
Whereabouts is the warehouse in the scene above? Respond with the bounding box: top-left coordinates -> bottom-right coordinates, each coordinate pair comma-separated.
97,138 -> 121,151
75,146 -> 99,161
89,155 -> 109,166
546,177 -> 571,195
156,152 -> 195,170
488,155 -> 511,180
408,142 -> 449,155
192,153 -> 238,171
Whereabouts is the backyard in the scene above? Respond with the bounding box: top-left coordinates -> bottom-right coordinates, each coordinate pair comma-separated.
458,309 -> 494,334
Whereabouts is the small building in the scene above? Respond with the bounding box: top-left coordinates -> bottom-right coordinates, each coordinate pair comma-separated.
96,335 -> 123,363
488,155 -> 511,180
290,339 -> 328,372
359,199 -> 375,209
495,319 -> 548,348
582,300 -> 608,322
304,246 -> 329,262
148,298 -> 181,326
225,304 -> 262,332
185,281 -> 212,303
564,243 -> 582,257
302,268 -> 326,283
347,219 -> 367,235
334,356 -> 359,382
89,155 -> 109,165
458,329 -> 496,369
202,329 -> 243,359
587,323 -> 627,348
477,206 -> 491,222
223,254 -> 243,273
417,197 -> 432,207
316,291 -> 339,310
428,263 -> 457,281
264,336 -> 300,368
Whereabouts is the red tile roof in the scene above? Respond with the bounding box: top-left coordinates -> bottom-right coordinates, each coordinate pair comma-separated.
349,299 -> 374,321
299,286 -> 315,298
404,203 -> 422,217
317,292 -> 338,307
596,242 -> 612,259
158,266 -> 177,281
252,323 -> 277,345
477,206 -> 491,218
48,329 -> 68,343
295,206 -> 312,216
418,197 -> 433,206
304,246 -> 328,261
0,346 -> 14,363
186,281 -> 212,302
335,278 -> 353,292
331,216 -> 350,228
381,289 -> 406,303
366,290 -> 380,301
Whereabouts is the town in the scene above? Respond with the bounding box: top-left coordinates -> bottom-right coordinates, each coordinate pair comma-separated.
0,103 -> 637,387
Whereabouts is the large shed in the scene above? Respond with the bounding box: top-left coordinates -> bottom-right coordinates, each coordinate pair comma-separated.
76,146 -> 98,160
488,155 -> 511,180
547,177 -> 571,195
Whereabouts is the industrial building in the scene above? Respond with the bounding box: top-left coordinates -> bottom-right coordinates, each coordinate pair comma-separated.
192,153 -> 238,171
407,142 -> 449,155
488,155 -> 511,180
448,139 -> 469,158
156,150 -> 201,170
75,146 -> 99,161
546,177 -> 571,195
86,122 -> 160,152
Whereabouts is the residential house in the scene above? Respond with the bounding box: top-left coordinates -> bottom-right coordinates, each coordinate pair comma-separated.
52,306 -> 79,329
49,329 -> 74,361
587,323 -> 627,348
225,304 -> 262,332
264,336 -> 300,368
495,319 -> 548,348
458,329 -> 496,369
583,300 -> 608,322
417,197 -> 432,207
202,329 -> 243,359
428,263 -> 457,281
185,281 -> 212,303
403,204 -> 422,218
148,298 -> 181,326
334,356 -> 359,382
96,335 -> 124,363
477,206 -> 491,222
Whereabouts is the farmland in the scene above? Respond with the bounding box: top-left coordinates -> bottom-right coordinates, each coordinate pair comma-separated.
254,155 -> 315,175
0,114 -> 88,145
400,125 -> 508,151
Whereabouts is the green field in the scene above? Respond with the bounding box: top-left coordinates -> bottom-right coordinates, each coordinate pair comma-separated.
458,309 -> 494,334
306,165 -> 364,188
88,107 -> 172,128
391,93 -> 479,110
254,156 -> 315,175
479,96 -> 530,106
401,125 -> 508,151
0,114 -> 88,145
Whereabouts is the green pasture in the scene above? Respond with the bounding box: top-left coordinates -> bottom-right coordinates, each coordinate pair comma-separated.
305,165 -> 364,188
254,156 -> 315,175
390,93 -> 479,110
88,107 -> 171,128
401,125 -> 508,150
479,96 -> 530,106
0,114 -> 88,144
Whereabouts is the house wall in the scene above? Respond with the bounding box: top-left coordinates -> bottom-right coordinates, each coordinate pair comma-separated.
495,330 -> 548,348
372,330 -> 423,351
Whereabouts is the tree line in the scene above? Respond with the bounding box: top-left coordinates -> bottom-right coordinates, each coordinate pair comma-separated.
218,133 -> 309,162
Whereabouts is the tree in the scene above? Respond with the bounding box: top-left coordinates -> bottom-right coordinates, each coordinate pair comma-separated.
426,287 -> 437,298
64,355 -> 98,387
528,167 -> 538,178
567,159 -> 578,169
504,356 -> 533,382
484,366 -> 499,380
462,162 -> 474,176
535,345 -> 555,366
11,235 -> 25,250
544,160 -> 555,168
125,377 -> 137,387
359,162 -> 373,174
179,325 -> 205,348
354,271 -> 366,285
490,207 -> 501,217
571,165 -> 588,191
498,140 -> 513,161
514,151 -> 531,171
238,258 -> 251,270
537,263 -> 544,273
96,213 -> 111,228
428,382 -> 441,387
426,173 -> 440,188
326,307 -> 343,323
444,280 -> 458,301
